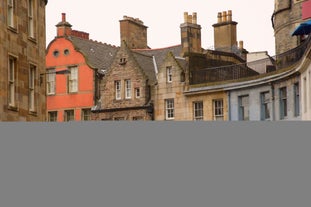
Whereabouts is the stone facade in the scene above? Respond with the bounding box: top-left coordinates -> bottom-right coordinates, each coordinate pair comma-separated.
0,0 -> 47,121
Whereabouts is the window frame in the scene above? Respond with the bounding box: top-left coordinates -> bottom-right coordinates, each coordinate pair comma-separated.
29,64 -> 36,112
165,99 -> 174,120
279,87 -> 287,120
28,0 -> 34,38
135,88 -> 140,98
193,101 -> 204,121
64,109 -> 75,122
81,108 -> 91,121
213,99 -> 224,121
260,91 -> 271,120
48,111 -> 57,122
166,66 -> 172,83
125,79 -> 132,99
238,95 -> 249,121
46,68 -> 56,95
68,66 -> 78,93
115,80 -> 121,100
8,55 -> 17,108
7,0 -> 15,28
294,83 -> 300,117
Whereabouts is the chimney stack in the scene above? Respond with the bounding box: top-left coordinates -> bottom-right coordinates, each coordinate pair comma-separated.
212,10 -> 238,53
180,11 -> 202,56
56,13 -> 72,37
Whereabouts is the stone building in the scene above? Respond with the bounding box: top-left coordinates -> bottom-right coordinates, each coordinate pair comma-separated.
46,13 -> 118,121
0,0 -> 48,121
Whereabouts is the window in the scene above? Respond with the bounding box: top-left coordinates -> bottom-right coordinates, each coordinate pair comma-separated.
29,64 -> 36,112
125,79 -> 131,99
303,77 -> 307,113
238,95 -> 249,120
115,80 -> 121,100
81,108 -> 91,121
48,111 -> 57,122
114,117 -> 125,121
8,56 -> 16,107
193,101 -> 203,120
53,50 -> 59,57
64,110 -> 74,121
294,83 -> 300,117
165,99 -> 174,120
133,116 -> 143,121
135,88 -> 140,98
279,87 -> 287,119
7,0 -> 15,28
46,68 -> 56,95
260,92 -> 271,120
119,58 -> 127,65
167,66 -> 172,83
28,0 -> 34,38
213,99 -> 224,120
64,49 -> 70,55
68,66 -> 78,93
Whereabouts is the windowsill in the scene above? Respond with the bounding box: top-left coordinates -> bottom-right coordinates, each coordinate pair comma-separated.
165,118 -> 175,121
47,93 -> 56,96
29,110 -> 38,116
8,105 -> 18,112
7,26 -> 17,33
28,37 -> 37,44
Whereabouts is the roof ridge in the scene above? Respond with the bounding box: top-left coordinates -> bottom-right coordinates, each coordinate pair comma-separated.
133,44 -> 181,51
70,36 -> 119,48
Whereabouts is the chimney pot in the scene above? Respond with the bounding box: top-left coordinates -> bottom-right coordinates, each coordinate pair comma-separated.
192,12 -> 197,24
184,12 -> 188,23
187,14 -> 192,23
222,11 -> 227,22
227,10 -> 232,21
217,12 -> 222,23
62,13 -> 66,22
239,40 -> 244,50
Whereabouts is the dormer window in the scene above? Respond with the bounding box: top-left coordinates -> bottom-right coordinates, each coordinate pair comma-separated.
166,66 -> 172,83
119,58 -> 127,65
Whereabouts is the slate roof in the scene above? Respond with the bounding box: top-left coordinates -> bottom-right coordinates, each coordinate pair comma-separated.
133,45 -> 183,69
68,36 -> 119,72
132,52 -> 157,84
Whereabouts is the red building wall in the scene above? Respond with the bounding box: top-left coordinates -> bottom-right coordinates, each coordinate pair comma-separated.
302,0 -> 311,20
46,38 -> 94,121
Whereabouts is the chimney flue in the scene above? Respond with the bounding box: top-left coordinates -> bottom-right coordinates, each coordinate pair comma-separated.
192,12 -> 197,24
227,10 -> 232,22
222,11 -> 227,22
217,12 -> 222,23
184,12 -> 188,23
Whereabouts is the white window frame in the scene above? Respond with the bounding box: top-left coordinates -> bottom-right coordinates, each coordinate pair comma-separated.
68,66 -> 78,93
165,99 -> 174,120
29,64 -> 36,112
125,79 -> 131,99
294,83 -> 300,117
213,99 -> 224,121
193,101 -> 203,120
8,56 -> 16,107
115,80 -> 121,100
167,66 -> 172,83
28,0 -> 34,38
7,0 -> 14,28
135,88 -> 140,98
46,68 -> 56,95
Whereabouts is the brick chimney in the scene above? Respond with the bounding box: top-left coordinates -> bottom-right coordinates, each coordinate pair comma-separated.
212,10 -> 238,52
119,16 -> 148,49
56,13 -> 72,37
180,12 -> 202,57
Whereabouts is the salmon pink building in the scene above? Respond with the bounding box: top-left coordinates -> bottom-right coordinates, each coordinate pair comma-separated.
46,13 -> 118,121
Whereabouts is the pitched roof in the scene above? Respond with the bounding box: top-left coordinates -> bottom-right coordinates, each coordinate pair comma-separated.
133,45 -> 182,69
132,51 -> 157,84
68,36 -> 119,71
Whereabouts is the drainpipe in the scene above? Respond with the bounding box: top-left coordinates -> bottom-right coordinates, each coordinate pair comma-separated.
227,91 -> 231,121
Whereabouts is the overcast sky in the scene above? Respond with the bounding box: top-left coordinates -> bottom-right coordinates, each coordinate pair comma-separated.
46,0 -> 276,56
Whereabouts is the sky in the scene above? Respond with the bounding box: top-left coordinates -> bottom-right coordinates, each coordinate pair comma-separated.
46,0 -> 276,56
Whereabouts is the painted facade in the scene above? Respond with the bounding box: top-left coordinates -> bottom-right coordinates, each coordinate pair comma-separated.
0,0 -> 48,121
46,14 -> 118,121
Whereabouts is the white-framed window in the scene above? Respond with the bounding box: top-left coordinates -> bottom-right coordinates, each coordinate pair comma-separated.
167,66 -> 172,83
279,87 -> 287,119
238,95 -> 249,121
29,64 -> 36,112
68,66 -> 78,93
64,109 -> 74,121
115,80 -> 121,100
193,101 -> 203,120
294,83 -> 300,117
165,99 -> 174,120
260,92 -> 271,120
8,56 -> 17,107
135,88 -> 140,98
81,108 -> 91,121
28,0 -> 34,38
213,99 -> 224,120
46,68 -> 56,95
125,79 -> 131,99
7,0 -> 15,28
303,77 -> 307,113
48,111 -> 57,122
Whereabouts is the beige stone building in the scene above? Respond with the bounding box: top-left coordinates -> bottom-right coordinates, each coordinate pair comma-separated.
0,0 -> 48,121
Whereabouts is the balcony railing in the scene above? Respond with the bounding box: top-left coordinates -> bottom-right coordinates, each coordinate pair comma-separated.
190,36 -> 311,85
